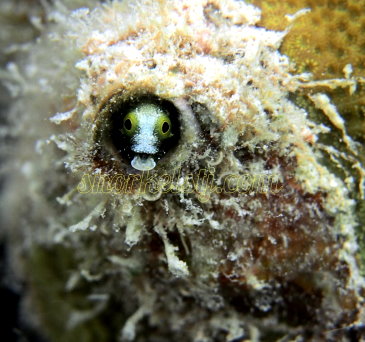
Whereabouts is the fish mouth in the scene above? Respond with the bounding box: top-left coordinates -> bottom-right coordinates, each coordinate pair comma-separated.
131,154 -> 156,171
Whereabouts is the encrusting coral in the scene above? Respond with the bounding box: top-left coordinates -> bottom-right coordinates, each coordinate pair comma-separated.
247,0 -> 365,269
246,0 -> 365,153
247,0 -> 365,79
0,0 -> 364,341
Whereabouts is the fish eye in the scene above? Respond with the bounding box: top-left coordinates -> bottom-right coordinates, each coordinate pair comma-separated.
157,115 -> 172,139
122,112 -> 138,136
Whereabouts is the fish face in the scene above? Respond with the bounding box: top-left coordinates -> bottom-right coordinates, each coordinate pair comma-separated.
105,96 -> 180,171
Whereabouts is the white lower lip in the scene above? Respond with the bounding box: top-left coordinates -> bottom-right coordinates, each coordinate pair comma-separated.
131,155 -> 156,171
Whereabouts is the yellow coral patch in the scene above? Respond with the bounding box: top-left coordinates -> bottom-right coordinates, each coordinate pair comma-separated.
248,0 -> 365,193
248,0 -> 365,80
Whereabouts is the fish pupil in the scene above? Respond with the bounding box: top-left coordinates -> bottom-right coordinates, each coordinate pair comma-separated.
124,118 -> 132,130
162,121 -> 169,133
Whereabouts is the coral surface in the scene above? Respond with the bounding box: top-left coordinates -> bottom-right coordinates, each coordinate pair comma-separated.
247,0 -> 365,270
0,1 -> 364,342
247,0 -> 365,79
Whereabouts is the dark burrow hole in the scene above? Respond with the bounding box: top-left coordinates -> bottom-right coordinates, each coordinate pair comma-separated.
96,94 -> 181,171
